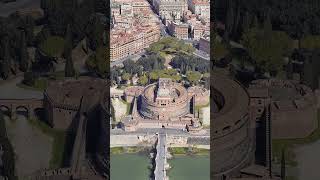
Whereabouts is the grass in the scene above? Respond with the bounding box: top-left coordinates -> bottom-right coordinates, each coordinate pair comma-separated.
195,102 -> 210,111
39,36 -> 65,57
168,147 -> 209,156
27,118 -> 66,169
286,176 -> 298,180
111,147 -> 125,154
110,146 -> 148,155
118,98 -> 132,115
195,102 -> 210,125
272,109 -> 320,166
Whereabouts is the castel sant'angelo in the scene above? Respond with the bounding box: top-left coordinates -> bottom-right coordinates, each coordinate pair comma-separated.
121,78 -> 209,132
212,71 -> 318,179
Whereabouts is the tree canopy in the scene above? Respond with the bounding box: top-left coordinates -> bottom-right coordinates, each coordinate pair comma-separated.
241,27 -> 293,73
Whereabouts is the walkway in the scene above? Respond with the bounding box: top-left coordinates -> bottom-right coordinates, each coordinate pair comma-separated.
154,131 -> 167,180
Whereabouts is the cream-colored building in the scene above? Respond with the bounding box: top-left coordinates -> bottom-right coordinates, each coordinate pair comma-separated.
110,25 -> 160,61
111,0 -> 160,61
168,21 -> 189,39
153,0 -> 188,20
187,0 -> 210,19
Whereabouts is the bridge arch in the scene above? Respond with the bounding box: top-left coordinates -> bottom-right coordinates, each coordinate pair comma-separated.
0,105 -> 10,111
0,105 -> 11,116
15,105 -> 30,118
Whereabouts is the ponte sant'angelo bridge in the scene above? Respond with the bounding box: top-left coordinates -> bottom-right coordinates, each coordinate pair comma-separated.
154,131 -> 169,180
0,98 -> 43,119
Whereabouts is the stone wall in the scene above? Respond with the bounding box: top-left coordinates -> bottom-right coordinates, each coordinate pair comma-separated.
110,134 -> 210,147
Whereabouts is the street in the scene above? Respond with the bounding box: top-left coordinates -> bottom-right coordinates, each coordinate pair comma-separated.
110,128 -> 210,137
0,0 -> 40,17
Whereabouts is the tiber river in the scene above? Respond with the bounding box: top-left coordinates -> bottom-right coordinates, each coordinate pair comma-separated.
111,153 -> 210,180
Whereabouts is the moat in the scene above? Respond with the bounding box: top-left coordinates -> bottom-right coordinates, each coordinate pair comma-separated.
111,153 -> 209,180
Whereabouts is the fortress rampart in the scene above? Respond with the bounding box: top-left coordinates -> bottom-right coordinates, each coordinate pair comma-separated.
212,73 -> 254,178
249,79 -> 318,139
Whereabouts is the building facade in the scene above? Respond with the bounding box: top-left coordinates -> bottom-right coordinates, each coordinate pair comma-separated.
168,21 -> 189,39
199,34 -> 210,54
153,0 -> 188,20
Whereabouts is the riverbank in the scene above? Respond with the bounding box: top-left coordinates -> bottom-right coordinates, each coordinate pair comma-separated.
111,146 -> 152,155
168,147 -> 209,156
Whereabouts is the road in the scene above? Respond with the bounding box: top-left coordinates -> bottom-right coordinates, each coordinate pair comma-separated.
193,49 -> 210,61
110,51 -> 145,67
0,0 -> 40,17
5,114 -> 53,178
110,128 -> 210,137
0,76 -> 43,99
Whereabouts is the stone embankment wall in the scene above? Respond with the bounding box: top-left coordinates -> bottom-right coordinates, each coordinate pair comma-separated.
110,134 -> 210,147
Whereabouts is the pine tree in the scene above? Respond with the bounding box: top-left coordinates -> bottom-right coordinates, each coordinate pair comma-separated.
153,60 -> 159,70
19,31 -> 29,72
1,40 -> 11,79
65,53 -> 75,77
63,24 -> 73,59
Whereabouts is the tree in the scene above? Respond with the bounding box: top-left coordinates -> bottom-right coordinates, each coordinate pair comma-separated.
19,31 -> 29,72
1,40 -> 11,79
23,71 -> 35,86
241,28 -> 293,74
186,71 -> 201,85
122,73 -> 131,83
86,15 -> 105,50
63,24 -> 73,59
85,46 -> 108,78
138,75 -> 148,86
149,71 -> 159,82
64,53 -> 75,77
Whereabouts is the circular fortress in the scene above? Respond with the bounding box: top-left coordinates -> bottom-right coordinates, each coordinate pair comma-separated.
212,73 -> 254,178
140,78 -> 189,120
122,78 -> 209,132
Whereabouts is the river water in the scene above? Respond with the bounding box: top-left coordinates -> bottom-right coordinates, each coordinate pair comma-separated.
168,155 -> 210,180
111,154 -> 151,180
111,153 -> 209,180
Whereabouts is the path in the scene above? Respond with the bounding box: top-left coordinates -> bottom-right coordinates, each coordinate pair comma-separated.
0,0 -> 40,17
5,115 -> 53,177
154,131 -> 167,180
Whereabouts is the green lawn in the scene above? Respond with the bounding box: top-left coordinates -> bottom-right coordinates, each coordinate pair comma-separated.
110,146 -> 149,154
39,36 -> 65,57
28,118 -> 66,168
118,99 -> 132,115
169,147 -> 209,156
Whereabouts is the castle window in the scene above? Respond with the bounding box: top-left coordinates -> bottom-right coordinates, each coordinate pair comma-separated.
258,100 -> 262,104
